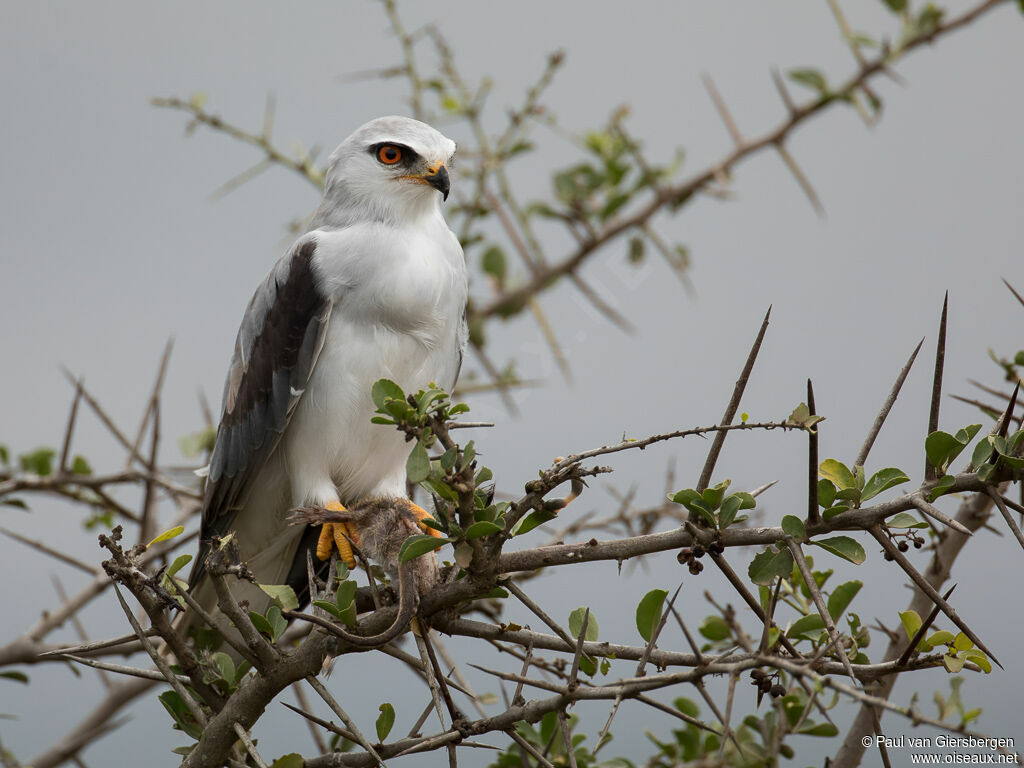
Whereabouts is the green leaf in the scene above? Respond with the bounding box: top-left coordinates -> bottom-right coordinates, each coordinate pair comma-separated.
249,611 -> 274,638
669,489 -> 716,527
167,554 -> 193,579
628,236 -> 645,263
465,520 -> 503,539
963,649 -> 991,673
211,651 -> 235,683
781,515 -> 807,543
928,475 -> 956,501
635,589 -> 668,642
179,427 -> 217,458
900,610 -> 922,639
270,755 -> 304,768
926,425 -> 981,473
568,607 -> 599,641
943,654 -> 965,673
952,632 -> 974,652
881,0 -> 907,11
810,536 -> 866,565
406,442 -> 431,484
926,431 -> 959,470
510,509 -> 558,536
0,671 -> 29,684
827,580 -> 862,620
460,441 -> 476,469
423,478 -> 458,503
19,447 -> 55,476
578,655 -> 597,677
718,495 -> 741,529
886,512 -> 928,530
928,630 -> 955,646
971,436 -> 995,467
788,614 -> 825,639
748,547 -> 794,586
698,615 -> 730,641
159,690 -> 203,740
819,459 -> 856,490
481,246 -> 506,287
701,479 -> 731,511
371,379 -> 405,410
861,468 -> 910,502
798,721 -> 839,737
312,600 -> 344,620
398,534 -> 451,563
440,446 -> 458,472
335,580 -> 358,626
787,402 -> 825,430
788,68 -> 829,94
266,605 -> 287,641
914,4 -> 944,37
70,455 -> 92,475
600,192 -> 630,220
147,525 -> 185,548
376,703 -> 396,742
817,480 -> 837,509
258,584 -> 299,612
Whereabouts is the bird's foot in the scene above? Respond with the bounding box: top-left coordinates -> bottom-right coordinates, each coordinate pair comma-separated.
316,501 -> 359,568
400,499 -> 445,538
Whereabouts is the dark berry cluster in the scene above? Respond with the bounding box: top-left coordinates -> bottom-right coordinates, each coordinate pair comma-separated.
750,668 -> 786,699
677,539 -> 724,575
882,531 -> 926,560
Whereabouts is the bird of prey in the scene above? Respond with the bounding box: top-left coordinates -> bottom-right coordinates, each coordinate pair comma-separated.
186,116 -> 466,627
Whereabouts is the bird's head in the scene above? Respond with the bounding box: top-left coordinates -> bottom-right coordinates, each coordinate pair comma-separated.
314,116 -> 456,226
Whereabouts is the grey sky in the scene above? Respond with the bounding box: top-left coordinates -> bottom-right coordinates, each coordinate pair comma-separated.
2,1 -> 1022,764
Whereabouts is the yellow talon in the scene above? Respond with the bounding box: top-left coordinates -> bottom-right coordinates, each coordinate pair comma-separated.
315,501 -> 358,568
400,499 -> 443,538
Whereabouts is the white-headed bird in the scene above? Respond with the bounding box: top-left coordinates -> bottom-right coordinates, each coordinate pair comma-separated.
186,116 -> 466,624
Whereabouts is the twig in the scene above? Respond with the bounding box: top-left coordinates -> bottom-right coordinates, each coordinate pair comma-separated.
786,539 -> 859,685
868,524 -> 999,666
896,585 -> 956,667
696,306 -> 771,494
233,723 -> 270,768
925,294 -> 948,481
305,676 -> 385,767
855,339 -> 924,468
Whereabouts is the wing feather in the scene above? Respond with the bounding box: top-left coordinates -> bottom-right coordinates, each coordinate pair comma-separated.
191,237 -> 331,588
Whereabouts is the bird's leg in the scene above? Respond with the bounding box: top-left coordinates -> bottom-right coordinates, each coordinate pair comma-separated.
316,501 -> 359,568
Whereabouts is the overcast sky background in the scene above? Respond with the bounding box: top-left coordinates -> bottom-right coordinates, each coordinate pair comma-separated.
2,1 -> 1023,765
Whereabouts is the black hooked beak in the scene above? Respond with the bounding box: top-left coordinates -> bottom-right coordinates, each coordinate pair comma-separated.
424,164 -> 450,201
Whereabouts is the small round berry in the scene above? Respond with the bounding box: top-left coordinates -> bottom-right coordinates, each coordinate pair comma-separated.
770,684 -> 786,698
898,541 -> 909,552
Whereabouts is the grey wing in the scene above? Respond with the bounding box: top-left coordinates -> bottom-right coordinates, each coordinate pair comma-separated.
191,237 -> 331,588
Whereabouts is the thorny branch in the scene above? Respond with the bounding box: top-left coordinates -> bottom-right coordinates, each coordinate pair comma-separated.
2,1 -> 1021,767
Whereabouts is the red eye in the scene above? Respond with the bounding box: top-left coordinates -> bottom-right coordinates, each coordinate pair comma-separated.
378,145 -> 402,164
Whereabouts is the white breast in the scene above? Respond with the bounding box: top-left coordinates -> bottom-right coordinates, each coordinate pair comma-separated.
280,218 -> 466,507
